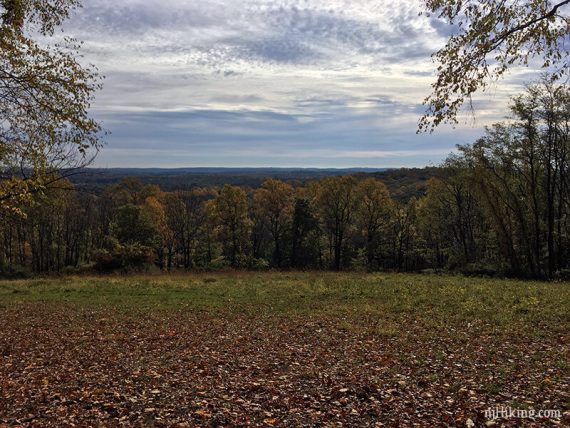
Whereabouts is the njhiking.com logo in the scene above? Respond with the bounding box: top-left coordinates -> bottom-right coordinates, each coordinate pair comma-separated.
484,406 -> 561,421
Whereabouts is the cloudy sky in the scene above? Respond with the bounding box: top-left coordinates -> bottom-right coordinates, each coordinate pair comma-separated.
60,0 -> 536,168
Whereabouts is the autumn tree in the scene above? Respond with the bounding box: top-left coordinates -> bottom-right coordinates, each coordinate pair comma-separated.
111,204 -> 157,248
390,199 -> 419,271
317,176 -> 358,270
420,0 -> 570,131
163,189 -> 214,269
459,79 -> 570,277
91,204 -> 157,271
103,179 -> 161,207
290,197 -> 321,269
0,206 -> 26,270
250,190 -> 270,261
253,179 -> 295,267
417,153 -> 491,271
27,183 -> 71,272
416,187 -> 449,269
213,185 -> 252,267
143,193 -> 174,270
355,178 -> 392,269
0,0 -> 102,213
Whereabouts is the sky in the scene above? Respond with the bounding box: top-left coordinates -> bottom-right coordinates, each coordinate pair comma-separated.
60,0 -> 538,168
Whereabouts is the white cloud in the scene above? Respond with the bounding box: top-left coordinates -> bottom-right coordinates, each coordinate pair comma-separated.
54,0 -> 534,167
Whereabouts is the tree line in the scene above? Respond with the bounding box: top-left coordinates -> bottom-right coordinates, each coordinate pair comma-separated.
0,81 -> 568,278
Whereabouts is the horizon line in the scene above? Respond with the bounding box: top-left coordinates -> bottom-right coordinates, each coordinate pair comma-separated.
84,166 -> 435,171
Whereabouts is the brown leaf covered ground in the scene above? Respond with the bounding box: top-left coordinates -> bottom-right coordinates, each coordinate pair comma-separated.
0,273 -> 568,427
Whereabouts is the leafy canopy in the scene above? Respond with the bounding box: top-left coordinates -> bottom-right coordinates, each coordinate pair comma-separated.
420,0 -> 570,131
0,0 -> 102,213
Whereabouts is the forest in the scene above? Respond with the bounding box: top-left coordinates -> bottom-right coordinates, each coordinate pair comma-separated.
1,81 -> 568,280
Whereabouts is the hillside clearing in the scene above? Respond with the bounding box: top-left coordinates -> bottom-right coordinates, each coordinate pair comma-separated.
0,273 -> 568,426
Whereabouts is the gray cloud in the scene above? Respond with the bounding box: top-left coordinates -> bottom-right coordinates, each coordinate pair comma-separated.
66,0 -> 440,69
94,106 -> 477,168
53,0 -> 531,167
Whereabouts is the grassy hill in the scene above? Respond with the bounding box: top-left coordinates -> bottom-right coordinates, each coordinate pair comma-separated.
1,272 -> 567,426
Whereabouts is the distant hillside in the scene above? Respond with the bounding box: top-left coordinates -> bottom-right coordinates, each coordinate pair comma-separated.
70,167 -> 438,202
71,168 -> 388,190
369,167 -> 440,202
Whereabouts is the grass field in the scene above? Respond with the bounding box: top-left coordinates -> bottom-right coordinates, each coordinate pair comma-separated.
0,272 -> 568,426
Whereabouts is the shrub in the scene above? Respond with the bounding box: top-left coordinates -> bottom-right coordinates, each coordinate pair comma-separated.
235,255 -> 270,270
94,244 -> 154,273
0,263 -> 32,279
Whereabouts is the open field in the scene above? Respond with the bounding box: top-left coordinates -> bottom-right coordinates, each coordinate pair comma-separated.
0,273 -> 568,427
